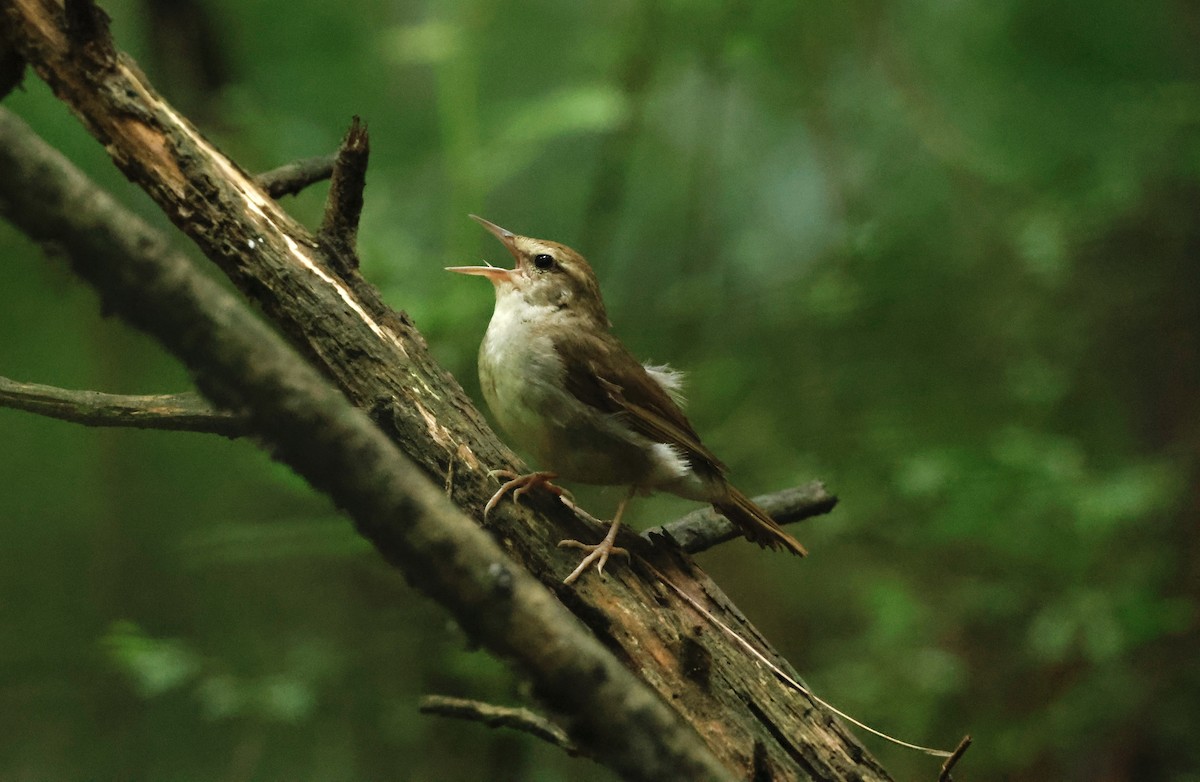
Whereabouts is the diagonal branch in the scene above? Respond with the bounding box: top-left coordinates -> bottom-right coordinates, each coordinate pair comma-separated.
0,104 -> 733,782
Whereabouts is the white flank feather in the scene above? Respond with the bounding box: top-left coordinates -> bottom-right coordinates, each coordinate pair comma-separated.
643,363 -> 686,406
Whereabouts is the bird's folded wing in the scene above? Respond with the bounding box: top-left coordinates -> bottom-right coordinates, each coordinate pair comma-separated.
555,331 -> 727,476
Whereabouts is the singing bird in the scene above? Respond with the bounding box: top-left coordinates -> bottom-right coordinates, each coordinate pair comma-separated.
449,216 -> 806,584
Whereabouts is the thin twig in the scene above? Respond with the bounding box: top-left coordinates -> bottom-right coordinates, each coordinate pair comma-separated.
254,154 -> 337,199
938,735 -> 972,782
643,481 -> 836,553
419,695 -> 581,757
0,375 -> 246,437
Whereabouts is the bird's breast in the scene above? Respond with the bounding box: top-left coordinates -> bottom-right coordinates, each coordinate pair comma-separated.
478,298 -> 567,463
476,296 -> 711,498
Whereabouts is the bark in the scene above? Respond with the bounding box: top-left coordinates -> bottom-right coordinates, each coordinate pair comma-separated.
0,1 -> 895,779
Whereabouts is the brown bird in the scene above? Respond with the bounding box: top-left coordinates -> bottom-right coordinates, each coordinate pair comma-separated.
449,216 -> 807,584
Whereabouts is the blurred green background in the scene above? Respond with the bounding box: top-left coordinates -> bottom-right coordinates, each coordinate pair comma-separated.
2,0 -> 1198,779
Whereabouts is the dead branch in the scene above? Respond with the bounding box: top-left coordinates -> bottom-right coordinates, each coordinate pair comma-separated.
0,104 -> 733,782
647,481 -> 836,553
254,153 -> 337,199
318,116 -> 368,268
0,375 -> 246,436
419,695 -> 581,757
0,0 -> 898,778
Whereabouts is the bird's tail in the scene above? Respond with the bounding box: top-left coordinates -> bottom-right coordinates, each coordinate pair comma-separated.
712,485 -> 808,556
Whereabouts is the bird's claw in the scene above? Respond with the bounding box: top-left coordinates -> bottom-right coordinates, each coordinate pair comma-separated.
558,538 -> 630,585
482,470 -> 571,519
482,469 -> 630,584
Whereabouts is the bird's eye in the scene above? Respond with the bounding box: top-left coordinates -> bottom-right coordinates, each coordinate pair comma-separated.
532,253 -> 555,271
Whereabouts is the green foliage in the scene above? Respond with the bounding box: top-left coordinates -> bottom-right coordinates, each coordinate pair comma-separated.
105,621 -> 340,724
2,0 -> 1198,779
105,622 -> 204,698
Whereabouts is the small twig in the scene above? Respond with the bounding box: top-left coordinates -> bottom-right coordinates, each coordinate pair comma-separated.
318,116 -> 369,267
643,481 -> 837,553
254,154 -> 336,199
419,695 -> 581,757
938,735 -> 972,782
0,375 -> 246,437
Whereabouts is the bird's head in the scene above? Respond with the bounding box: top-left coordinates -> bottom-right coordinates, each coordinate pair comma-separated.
448,215 -> 609,326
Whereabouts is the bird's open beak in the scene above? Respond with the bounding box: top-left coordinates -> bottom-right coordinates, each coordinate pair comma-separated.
468,214 -> 520,261
446,215 -> 522,283
445,264 -> 513,283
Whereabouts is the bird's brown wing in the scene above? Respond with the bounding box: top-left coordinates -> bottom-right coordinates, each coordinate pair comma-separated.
554,329 -> 808,557
554,330 -> 726,477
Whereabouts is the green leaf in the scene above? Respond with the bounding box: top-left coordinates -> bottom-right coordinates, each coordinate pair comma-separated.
103,622 -> 202,698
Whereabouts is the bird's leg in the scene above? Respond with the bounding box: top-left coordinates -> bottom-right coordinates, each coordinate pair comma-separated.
484,470 -> 573,519
558,489 -> 635,585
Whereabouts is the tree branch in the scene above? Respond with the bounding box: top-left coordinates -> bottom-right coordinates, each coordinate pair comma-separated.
419,695 -> 581,757
646,481 -> 837,553
0,104 -> 733,782
254,153 -> 336,199
0,375 -> 246,436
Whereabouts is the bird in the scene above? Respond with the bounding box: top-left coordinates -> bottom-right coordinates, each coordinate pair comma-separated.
448,215 -> 807,584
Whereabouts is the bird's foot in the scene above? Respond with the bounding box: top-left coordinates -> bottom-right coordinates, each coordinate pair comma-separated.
558,523 -> 628,585
484,470 -> 571,518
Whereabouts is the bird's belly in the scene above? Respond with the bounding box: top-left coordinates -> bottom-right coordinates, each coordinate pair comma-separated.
478,317 -> 702,494
477,317 -> 566,462
484,361 -> 651,485
548,436 -> 710,501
